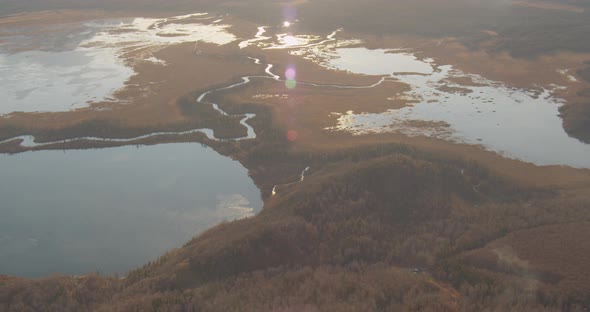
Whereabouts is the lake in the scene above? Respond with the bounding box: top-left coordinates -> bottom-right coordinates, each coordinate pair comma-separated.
318,47 -> 590,168
0,13 -> 236,115
0,143 -> 262,277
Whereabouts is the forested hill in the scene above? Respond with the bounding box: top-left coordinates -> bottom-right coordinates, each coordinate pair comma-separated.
3,144 -> 589,311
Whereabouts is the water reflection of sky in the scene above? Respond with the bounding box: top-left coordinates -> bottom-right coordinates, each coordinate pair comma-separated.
235,23 -> 590,168
0,13 -> 237,115
319,47 -> 590,168
0,143 -> 262,277
0,47 -> 133,114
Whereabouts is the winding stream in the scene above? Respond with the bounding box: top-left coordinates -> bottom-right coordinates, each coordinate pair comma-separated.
271,166 -> 311,196
6,14 -> 585,168
0,59 -> 263,148
3,13 -> 589,279
316,48 -> 590,168
237,25 -> 590,168
0,52 -> 398,150
0,13 -> 237,116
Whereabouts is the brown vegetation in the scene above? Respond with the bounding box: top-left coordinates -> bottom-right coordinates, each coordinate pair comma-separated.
2,1 -> 590,311
3,138 -> 590,311
3,0 -> 590,145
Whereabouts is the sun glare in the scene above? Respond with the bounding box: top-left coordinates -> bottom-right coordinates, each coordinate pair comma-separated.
283,35 -> 300,47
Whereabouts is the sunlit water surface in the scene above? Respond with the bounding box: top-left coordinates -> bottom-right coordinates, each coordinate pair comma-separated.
309,47 -> 590,168
234,25 -> 590,168
0,13 -> 236,115
0,143 -> 261,277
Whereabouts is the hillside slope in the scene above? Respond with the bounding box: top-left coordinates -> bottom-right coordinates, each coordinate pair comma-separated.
3,144 -> 589,311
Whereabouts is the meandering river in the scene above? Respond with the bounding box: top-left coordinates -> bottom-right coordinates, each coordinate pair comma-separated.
1,11 -> 589,279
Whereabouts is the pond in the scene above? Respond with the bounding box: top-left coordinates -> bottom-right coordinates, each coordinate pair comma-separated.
318,47 -> 590,168
0,143 -> 262,277
0,13 -> 236,115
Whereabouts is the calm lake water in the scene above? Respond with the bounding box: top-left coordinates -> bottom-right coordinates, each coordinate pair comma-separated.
0,13 -> 236,115
318,47 -> 590,168
0,143 -> 262,277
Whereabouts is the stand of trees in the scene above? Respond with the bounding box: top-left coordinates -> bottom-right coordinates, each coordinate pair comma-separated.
3,142 -> 589,311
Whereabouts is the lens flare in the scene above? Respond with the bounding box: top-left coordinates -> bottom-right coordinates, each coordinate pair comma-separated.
285,65 -> 297,89
287,130 -> 298,142
283,21 -> 291,27
285,79 -> 297,89
283,5 -> 297,25
285,67 -> 296,80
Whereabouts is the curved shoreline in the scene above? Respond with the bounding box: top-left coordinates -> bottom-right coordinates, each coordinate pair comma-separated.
0,55 -> 393,151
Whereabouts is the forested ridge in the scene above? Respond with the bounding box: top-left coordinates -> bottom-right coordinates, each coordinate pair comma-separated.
2,142 -> 589,311
2,0 -> 590,309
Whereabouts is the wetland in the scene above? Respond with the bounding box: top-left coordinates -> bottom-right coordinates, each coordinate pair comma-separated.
2,1 -> 590,311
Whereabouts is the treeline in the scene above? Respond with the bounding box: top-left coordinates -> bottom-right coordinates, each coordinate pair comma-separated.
116,148 -> 588,310
0,274 -> 119,312
2,143 -> 590,311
